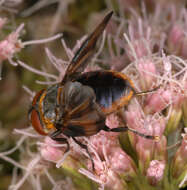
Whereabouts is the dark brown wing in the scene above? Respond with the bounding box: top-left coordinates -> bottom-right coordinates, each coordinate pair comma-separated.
61,11 -> 113,84
56,81 -> 106,137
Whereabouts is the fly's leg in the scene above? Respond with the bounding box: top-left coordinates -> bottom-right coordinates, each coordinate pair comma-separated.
50,130 -> 70,153
103,125 -> 157,140
72,137 -> 95,171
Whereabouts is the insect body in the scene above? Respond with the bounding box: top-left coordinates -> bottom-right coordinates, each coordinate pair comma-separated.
29,11 -> 155,169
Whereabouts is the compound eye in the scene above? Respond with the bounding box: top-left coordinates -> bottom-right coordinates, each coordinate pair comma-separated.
30,109 -> 47,136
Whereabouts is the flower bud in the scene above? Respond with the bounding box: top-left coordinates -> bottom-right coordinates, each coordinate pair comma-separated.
137,58 -> 157,90
146,160 -> 165,186
144,89 -> 172,114
168,24 -> 184,55
136,136 -> 154,174
165,94 -> 184,135
109,147 -> 137,179
40,137 -> 64,163
125,103 -> 144,148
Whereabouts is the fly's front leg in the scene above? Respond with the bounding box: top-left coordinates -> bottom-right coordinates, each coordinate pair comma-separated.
50,130 -> 70,153
72,137 -> 95,171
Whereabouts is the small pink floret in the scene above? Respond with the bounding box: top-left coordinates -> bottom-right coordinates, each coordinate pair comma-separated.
146,160 -> 165,185
109,148 -> 135,174
168,24 -> 184,47
40,137 -> 63,163
138,59 -> 157,89
145,89 -> 172,114
0,32 -> 22,62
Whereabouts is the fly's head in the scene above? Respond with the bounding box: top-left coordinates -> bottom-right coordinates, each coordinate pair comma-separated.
29,85 -> 61,135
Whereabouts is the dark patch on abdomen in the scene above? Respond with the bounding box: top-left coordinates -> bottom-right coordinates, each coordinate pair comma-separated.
76,71 -> 131,108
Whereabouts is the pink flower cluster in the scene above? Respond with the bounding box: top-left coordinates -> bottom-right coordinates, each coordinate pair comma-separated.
0,1 -> 186,190
0,18 -> 23,66
18,3 -> 187,189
